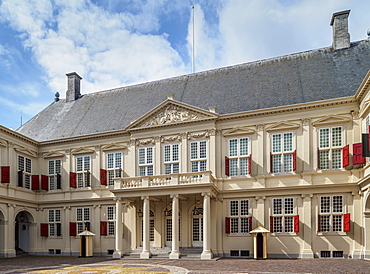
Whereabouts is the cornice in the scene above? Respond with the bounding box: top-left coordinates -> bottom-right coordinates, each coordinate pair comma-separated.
0,126 -> 38,146
218,97 -> 357,122
355,70 -> 370,102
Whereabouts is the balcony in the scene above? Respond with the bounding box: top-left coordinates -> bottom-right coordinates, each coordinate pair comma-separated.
114,171 -> 216,189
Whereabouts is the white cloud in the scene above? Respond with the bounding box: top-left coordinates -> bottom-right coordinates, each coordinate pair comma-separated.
0,94 -> 48,116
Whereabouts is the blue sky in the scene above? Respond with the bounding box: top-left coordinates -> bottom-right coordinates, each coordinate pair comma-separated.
0,0 -> 369,130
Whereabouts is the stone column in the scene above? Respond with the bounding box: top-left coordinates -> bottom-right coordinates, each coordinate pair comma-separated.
63,206 -> 71,255
5,204 -> 16,257
140,196 -> 151,258
169,194 -> 180,259
201,192 -> 213,259
301,194 -> 314,258
352,191 -> 363,259
113,198 -> 124,258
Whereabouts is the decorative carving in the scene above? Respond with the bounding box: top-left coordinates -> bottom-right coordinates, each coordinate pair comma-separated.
188,131 -> 212,139
302,118 -> 311,126
129,139 -> 136,147
136,138 -> 155,146
256,124 -> 265,132
143,105 -> 207,126
161,134 -> 182,143
0,139 -> 8,147
180,132 -> 188,139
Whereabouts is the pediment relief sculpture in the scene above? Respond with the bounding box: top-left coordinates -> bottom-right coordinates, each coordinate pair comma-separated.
71,147 -> 95,155
222,126 -> 255,136
142,105 -> 209,127
14,147 -> 38,158
101,142 -> 127,151
42,151 -> 66,158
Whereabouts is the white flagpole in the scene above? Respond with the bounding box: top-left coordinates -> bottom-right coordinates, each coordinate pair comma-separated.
192,5 -> 195,73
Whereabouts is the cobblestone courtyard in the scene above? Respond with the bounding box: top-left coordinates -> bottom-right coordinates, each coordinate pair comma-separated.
0,256 -> 370,273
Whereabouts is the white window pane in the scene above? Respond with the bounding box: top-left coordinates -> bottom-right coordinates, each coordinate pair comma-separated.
76,157 -> 83,172
115,152 -> 122,168
230,159 -> 238,176
240,138 -> 248,156
164,145 -> 171,162
139,149 -> 145,165
320,128 -> 330,148
240,158 -> 248,175
230,200 -> 239,216
273,155 -> 282,173
332,127 -> 342,147
230,218 -> 239,233
283,154 -> 293,172
273,216 -> 283,233
319,150 -> 329,170
284,216 -> 294,232
272,134 -> 281,153
147,148 -> 153,164
107,153 -> 114,169
240,200 -> 249,216
200,141 -> 206,158
172,144 -> 179,161
333,215 -> 342,232
320,196 -> 331,213
229,139 -> 237,157
332,149 -> 342,169
332,196 -> 343,213
49,160 -> 55,175
240,218 -> 249,233
273,198 -> 282,215
284,198 -> 294,214
190,142 -> 198,159
283,133 -> 293,152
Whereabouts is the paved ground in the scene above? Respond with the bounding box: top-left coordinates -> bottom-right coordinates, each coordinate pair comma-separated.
0,256 -> 370,273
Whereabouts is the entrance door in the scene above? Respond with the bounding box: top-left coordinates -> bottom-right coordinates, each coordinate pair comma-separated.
15,212 -> 30,254
192,217 -> 203,247
140,217 -> 155,246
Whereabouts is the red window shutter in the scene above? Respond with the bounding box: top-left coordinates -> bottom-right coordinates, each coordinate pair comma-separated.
342,144 -> 349,167
318,215 -> 321,232
70,172 -> 77,188
343,213 -> 350,232
40,223 -> 48,237
100,169 -> 107,186
368,125 -> 370,149
248,155 -> 252,174
31,175 -> 39,190
248,216 -> 252,232
294,215 -> 299,233
270,216 -> 274,233
353,143 -> 366,165
293,150 -> 297,171
225,157 -> 230,176
70,222 -> 77,236
1,166 -> 10,183
100,221 -> 108,236
225,217 -> 230,233
41,175 -> 48,191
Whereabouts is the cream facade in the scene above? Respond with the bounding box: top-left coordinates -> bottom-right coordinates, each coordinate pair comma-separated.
1,10 -> 370,259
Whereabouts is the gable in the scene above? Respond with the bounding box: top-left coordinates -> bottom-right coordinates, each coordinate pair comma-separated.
312,115 -> 351,126
126,99 -> 218,130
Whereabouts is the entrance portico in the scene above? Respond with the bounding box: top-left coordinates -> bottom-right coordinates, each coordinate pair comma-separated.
112,172 -> 218,259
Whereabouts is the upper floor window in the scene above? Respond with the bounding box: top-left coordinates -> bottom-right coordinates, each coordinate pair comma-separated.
228,138 -> 250,176
190,141 -> 207,173
48,159 -> 61,190
229,200 -> 251,234
138,147 -> 153,176
164,144 -> 179,174
48,209 -> 61,236
318,127 -> 343,170
76,207 -> 90,234
76,156 -> 91,188
107,206 -> 116,236
18,155 -> 31,189
271,133 -> 295,173
107,152 -> 122,186
319,195 -> 349,233
271,197 -> 296,233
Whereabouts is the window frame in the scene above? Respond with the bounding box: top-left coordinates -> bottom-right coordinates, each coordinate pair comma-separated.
190,140 -> 207,173
106,206 -> 116,236
163,143 -> 180,175
76,207 -> 90,234
318,126 -> 344,170
229,199 -> 251,234
18,155 -> 32,189
48,159 -> 61,190
76,155 -> 91,188
228,137 -> 250,177
271,132 -> 295,174
138,147 -> 154,176
106,152 -> 122,186
271,197 -> 295,233
319,195 -> 345,233
48,209 -> 61,237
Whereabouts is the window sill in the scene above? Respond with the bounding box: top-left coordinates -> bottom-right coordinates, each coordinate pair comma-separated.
227,233 -> 252,237
270,232 -> 298,236
48,236 -> 63,239
317,232 -> 347,236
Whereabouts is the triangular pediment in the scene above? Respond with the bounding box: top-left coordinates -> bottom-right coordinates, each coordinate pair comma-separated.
126,99 -> 218,130
42,151 -> 66,158
71,147 -> 95,155
14,147 -> 38,158
223,126 -> 255,136
312,115 -> 351,126
101,143 -> 127,151
266,121 -> 300,132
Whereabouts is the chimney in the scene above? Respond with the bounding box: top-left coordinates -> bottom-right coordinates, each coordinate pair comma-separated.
66,72 -> 82,102
330,10 -> 350,50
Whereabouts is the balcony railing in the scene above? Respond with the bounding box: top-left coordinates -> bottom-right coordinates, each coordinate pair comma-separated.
114,171 -> 215,189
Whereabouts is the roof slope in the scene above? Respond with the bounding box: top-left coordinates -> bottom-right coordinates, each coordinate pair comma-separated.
18,40 -> 370,141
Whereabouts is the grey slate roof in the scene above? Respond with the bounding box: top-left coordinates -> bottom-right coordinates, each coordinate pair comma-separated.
18,40 -> 370,142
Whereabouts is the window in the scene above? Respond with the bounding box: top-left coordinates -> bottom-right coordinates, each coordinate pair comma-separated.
319,195 -> 346,232
76,208 -> 90,234
190,141 -> 207,173
164,144 -> 179,174
228,138 -> 250,176
318,127 -> 343,170
48,160 -> 61,190
138,147 -> 153,176
271,198 -> 295,233
18,155 -> 32,189
107,152 -> 122,186
229,200 -> 251,234
48,209 -> 61,236
271,133 -> 295,173
76,156 -> 91,188
107,206 -> 116,236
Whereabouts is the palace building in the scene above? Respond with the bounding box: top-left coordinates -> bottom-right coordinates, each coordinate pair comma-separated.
1,10 -> 370,259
